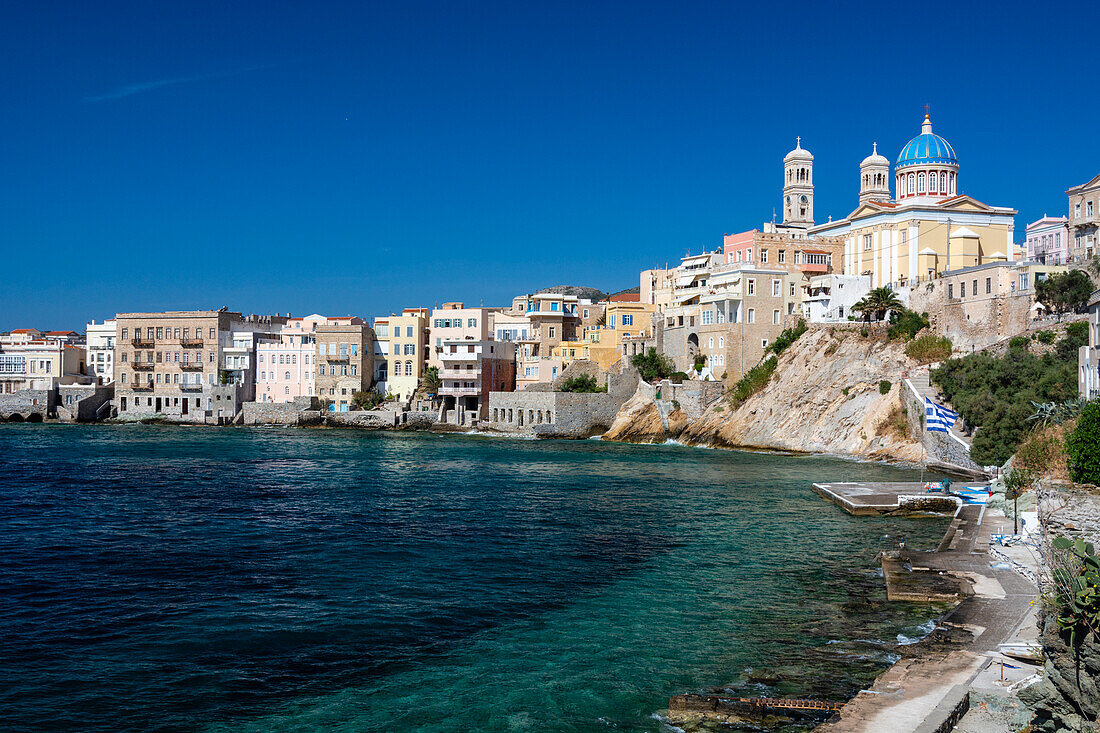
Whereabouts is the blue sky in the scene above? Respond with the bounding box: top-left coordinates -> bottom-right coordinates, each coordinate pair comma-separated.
1,1 -> 1095,330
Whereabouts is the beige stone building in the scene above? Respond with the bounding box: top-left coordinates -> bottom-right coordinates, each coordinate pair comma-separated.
1067,173 -> 1100,263
113,309 -> 286,421
908,260 -> 1069,351
1080,290 -> 1100,399
314,317 -> 373,412
380,308 -> 430,402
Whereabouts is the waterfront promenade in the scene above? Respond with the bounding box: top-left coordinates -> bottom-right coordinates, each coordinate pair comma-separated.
813,484 -> 1039,732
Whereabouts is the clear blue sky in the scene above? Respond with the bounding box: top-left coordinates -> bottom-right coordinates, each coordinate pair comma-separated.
2,1 -> 1095,330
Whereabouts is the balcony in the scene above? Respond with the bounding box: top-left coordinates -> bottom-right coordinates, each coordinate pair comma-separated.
438,385 -> 479,395
441,367 -> 481,379
131,338 -> 154,348
325,353 -> 350,362
133,362 -> 155,371
180,362 -> 204,371
179,381 -> 203,391
180,337 -> 204,347
440,350 -> 479,361
131,380 -> 154,391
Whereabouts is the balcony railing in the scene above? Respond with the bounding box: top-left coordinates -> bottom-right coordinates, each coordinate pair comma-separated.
131,380 -> 154,390
131,338 -> 154,348
180,362 -> 204,371
180,337 -> 204,347
179,382 -> 203,390
438,385 -> 479,395
325,354 -> 350,362
133,362 -> 155,371
441,368 -> 481,379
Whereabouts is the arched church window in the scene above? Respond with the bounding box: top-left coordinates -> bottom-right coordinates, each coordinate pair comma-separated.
918,173 -> 925,192
929,172 -> 936,192
908,174 -> 915,195
941,172 -> 947,193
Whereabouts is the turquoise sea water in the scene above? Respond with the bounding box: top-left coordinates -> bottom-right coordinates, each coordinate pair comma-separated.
0,425 -> 948,732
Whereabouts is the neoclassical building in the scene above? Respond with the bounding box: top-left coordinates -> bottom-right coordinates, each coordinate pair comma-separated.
810,113 -> 1016,289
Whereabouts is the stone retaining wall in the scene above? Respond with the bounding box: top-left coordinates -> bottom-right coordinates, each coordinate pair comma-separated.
902,385 -> 985,476
243,397 -> 321,425
57,384 -> 114,422
0,389 -> 54,420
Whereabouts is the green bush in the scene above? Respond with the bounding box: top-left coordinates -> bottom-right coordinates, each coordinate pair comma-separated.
693,353 -> 707,371
1035,269 -> 1093,317
728,356 -> 777,408
766,319 -> 808,357
1056,322 -> 1090,361
879,380 -> 892,395
905,333 -> 953,363
1066,401 -> 1100,485
888,309 -> 930,341
352,390 -> 384,410
1009,336 -> 1030,350
558,374 -> 606,393
631,348 -> 675,382
1034,330 -> 1056,344
859,328 -> 869,338
932,347 -> 1079,466
669,371 -> 688,384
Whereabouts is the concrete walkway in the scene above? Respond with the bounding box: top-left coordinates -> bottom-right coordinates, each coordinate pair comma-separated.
815,505 -> 1039,733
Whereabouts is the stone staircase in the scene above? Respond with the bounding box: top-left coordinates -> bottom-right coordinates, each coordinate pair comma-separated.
904,365 -> 971,449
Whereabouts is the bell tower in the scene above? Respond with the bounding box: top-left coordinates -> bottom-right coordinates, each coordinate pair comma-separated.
859,142 -> 892,204
782,137 -> 814,227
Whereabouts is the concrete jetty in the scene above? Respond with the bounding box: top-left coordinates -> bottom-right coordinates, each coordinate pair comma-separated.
811,481 -> 968,516
812,483 -> 1038,733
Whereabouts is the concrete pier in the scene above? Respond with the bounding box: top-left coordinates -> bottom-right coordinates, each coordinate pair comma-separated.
811,481 -> 968,516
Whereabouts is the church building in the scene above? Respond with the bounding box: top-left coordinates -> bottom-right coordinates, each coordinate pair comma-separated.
809,113 -> 1016,289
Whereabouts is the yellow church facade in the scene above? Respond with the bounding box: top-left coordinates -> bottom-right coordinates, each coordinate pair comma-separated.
810,114 -> 1016,289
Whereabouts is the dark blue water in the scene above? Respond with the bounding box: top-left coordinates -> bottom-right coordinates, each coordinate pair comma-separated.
0,425 -> 948,732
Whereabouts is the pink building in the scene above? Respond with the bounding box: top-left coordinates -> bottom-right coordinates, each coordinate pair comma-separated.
1025,216 -> 1070,265
723,230 -> 757,264
428,302 -> 495,369
254,314 -> 347,403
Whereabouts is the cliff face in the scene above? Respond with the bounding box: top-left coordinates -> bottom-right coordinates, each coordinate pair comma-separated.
605,328 -> 928,463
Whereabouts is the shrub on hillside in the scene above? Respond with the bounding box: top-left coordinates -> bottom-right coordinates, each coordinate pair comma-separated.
1055,322 -> 1090,361
879,380 -> 892,395
1015,425 -> 1070,481
631,348 -> 675,382
1035,269 -> 1093,317
669,372 -> 689,384
728,356 -> 777,408
766,319 -> 808,357
887,309 -> 930,341
558,374 -> 605,393
1009,336 -> 1030,350
1034,330 -> 1056,345
1066,401 -> 1100,485
905,333 -> 953,363
932,348 -> 1079,466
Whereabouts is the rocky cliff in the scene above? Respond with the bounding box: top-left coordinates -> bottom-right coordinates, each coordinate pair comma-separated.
604,327 -> 928,463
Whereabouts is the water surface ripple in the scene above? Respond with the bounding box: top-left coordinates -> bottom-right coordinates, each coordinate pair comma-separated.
0,425 -> 948,732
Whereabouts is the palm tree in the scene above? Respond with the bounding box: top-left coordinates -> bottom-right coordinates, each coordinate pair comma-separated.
422,366 -> 442,395
852,287 -> 904,322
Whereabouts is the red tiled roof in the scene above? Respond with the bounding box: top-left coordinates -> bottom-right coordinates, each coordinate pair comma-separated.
608,293 -> 640,302
11,328 -> 39,333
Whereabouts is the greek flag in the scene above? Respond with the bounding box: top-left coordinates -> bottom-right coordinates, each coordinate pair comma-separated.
925,398 -> 958,433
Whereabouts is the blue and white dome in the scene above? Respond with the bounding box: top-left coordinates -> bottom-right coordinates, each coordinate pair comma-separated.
896,115 -> 957,170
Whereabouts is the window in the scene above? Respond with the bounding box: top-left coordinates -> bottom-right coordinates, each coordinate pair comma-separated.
1075,203 -> 1081,219
986,277 -> 992,294
747,308 -> 755,324
773,310 -> 780,324
549,326 -> 556,338
940,172 -> 946,192
772,279 -> 781,297
761,339 -> 769,349
793,251 -> 801,264
747,278 -> 756,295
708,337 -> 714,348
121,328 -> 128,340
760,249 -> 768,263
948,284 -> 954,299
1089,201 -> 1095,218
468,318 -> 477,327
973,279 -> 978,297
156,327 -> 163,339
908,173 -> 915,194
622,314 -> 633,326
285,386 -> 290,395
406,326 -> 413,337
928,172 -> 936,192
583,309 -> 589,319
209,328 -> 215,339
701,310 -> 713,325
778,250 -> 786,263
790,282 -> 796,297
864,234 -> 873,251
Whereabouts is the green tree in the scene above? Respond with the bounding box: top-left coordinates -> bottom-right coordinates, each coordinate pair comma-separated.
352,390 -> 384,410
1003,467 -> 1034,534
1066,401 -> 1100,485
1035,270 -> 1094,318
558,374 -> 605,393
631,348 -> 675,382
422,366 -> 442,394
852,287 -> 904,322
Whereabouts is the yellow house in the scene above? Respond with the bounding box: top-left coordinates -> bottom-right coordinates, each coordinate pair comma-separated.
552,327 -> 624,372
